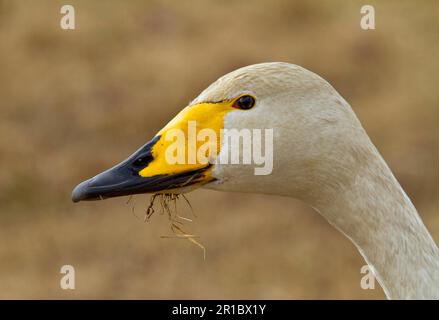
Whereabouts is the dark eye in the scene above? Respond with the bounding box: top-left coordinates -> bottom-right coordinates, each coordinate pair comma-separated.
233,95 -> 255,110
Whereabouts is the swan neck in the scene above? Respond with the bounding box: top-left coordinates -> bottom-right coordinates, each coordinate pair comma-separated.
311,150 -> 439,299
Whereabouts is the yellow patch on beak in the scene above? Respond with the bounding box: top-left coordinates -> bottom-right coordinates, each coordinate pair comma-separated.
71,98 -> 248,202
138,100 -> 235,178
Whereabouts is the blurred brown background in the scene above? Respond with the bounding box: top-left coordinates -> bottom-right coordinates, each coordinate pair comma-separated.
0,0 -> 438,299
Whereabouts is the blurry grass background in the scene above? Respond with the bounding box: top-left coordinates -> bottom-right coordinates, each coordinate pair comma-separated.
0,0 -> 438,299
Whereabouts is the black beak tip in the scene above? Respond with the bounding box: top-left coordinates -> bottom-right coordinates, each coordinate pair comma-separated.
71,180 -> 89,203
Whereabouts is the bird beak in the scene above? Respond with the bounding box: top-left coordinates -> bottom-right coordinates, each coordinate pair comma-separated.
71,135 -> 213,202
71,101 -> 233,203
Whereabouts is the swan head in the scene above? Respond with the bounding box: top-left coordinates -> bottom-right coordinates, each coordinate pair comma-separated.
72,62 -> 367,204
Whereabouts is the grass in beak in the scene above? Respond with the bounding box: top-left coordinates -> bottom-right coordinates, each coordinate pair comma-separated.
131,193 -> 206,259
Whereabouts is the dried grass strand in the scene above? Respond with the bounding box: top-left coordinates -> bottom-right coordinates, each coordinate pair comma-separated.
142,193 -> 205,259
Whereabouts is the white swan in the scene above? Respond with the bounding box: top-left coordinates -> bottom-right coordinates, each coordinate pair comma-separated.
72,62 -> 439,299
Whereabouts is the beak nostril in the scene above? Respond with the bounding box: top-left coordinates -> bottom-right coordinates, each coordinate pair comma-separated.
132,154 -> 153,168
